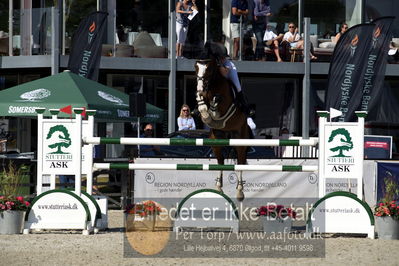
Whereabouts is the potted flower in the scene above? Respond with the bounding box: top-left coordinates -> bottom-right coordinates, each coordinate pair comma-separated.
374,174 -> 399,239
256,204 -> 297,233
124,200 -> 162,231
0,196 -> 30,234
0,161 -> 31,234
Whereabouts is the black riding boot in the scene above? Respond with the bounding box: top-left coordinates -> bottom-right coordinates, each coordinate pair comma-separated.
236,91 -> 255,117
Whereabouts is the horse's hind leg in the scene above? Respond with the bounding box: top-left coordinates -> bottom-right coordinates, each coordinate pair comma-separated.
236,146 -> 247,201
212,147 -> 224,192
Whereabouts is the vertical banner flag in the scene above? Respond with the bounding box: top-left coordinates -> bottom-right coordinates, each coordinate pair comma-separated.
325,24 -> 375,122
67,11 -> 108,81
360,17 -> 395,121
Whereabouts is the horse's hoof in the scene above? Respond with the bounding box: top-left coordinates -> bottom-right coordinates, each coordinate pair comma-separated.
237,191 -> 245,202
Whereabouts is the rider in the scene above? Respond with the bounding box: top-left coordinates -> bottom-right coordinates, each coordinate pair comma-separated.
201,40 -> 255,117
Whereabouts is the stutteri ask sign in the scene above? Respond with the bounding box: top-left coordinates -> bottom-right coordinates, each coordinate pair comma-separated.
323,124 -> 363,179
42,121 -> 77,174
41,120 -> 92,175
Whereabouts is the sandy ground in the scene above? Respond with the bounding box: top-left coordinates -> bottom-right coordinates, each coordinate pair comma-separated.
1,210 -> 399,266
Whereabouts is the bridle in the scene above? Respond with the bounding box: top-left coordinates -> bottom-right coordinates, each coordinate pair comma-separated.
196,59 -> 214,92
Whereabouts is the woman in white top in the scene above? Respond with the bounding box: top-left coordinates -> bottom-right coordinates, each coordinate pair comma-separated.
283,22 -> 317,60
177,104 -> 196,130
176,0 -> 197,58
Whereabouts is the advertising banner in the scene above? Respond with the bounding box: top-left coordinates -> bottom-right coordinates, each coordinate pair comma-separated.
376,162 -> 399,202
134,158 -> 377,207
67,11 -> 108,81
364,135 -> 392,159
325,24 -> 375,122
360,17 -> 395,120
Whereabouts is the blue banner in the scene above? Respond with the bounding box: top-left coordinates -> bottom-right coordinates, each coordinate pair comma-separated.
376,162 -> 399,202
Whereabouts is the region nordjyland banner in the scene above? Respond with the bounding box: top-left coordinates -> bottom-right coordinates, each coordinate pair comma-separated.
67,11 -> 108,81
325,23 -> 375,122
361,16 -> 395,120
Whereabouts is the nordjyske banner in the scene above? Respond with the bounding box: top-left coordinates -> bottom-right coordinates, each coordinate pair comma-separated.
325,23 -> 375,122
67,11 -> 108,81
360,16 -> 395,120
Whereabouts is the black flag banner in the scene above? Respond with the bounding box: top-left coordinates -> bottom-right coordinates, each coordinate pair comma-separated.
325,23 -> 375,122
67,11 -> 108,81
361,16 -> 395,121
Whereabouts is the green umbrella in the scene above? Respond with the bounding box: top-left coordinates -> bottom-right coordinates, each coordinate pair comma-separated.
0,71 -> 164,123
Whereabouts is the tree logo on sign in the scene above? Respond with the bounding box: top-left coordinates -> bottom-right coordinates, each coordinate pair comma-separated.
46,125 -> 72,154
328,128 -> 353,157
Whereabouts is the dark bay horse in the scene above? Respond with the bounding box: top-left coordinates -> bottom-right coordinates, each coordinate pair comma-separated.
195,58 -> 251,201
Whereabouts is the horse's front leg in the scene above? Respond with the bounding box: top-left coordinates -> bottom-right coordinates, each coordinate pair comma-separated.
212,147 -> 224,193
236,147 -> 247,201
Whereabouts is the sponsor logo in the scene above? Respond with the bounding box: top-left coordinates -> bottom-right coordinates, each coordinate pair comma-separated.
328,128 -> 353,157
88,21 -> 96,44
46,125 -> 72,154
350,34 -> 359,57
326,128 -> 355,173
117,109 -> 130,118
98,91 -> 128,106
145,172 -> 155,184
228,173 -> 238,184
308,173 -> 317,184
372,26 -> 381,49
19,88 -> 51,102
8,106 -> 41,114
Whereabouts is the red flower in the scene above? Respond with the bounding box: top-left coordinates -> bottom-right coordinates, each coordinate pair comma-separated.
16,196 -> 24,202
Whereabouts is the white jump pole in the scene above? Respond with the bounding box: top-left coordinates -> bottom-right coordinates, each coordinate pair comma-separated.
73,108 -> 84,196
85,110 -> 96,195
35,108 -> 46,194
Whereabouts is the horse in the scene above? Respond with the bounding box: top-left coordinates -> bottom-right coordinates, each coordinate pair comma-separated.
195,58 -> 251,201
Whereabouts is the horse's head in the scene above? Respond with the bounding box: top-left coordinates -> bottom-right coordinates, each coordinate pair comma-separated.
195,59 -> 218,96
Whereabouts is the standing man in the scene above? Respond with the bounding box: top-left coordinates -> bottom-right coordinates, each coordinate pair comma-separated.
231,0 -> 248,60
253,0 -> 271,61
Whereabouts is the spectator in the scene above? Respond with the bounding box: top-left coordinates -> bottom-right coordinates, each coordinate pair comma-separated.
263,26 -> 284,62
176,0 -> 197,58
283,22 -> 317,60
177,104 -> 196,130
333,22 -> 348,44
231,0 -> 249,60
253,0 -> 271,61
139,123 -> 160,157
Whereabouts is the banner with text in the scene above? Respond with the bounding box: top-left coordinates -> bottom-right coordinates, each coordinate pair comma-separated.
325,23 -> 375,122
134,158 -> 377,207
67,11 -> 108,81
360,17 -> 395,120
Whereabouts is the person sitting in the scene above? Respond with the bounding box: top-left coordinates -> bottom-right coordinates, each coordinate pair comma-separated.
139,123 -> 160,157
177,104 -> 196,130
283,22 -> 317,60
201,41 -> 255,117
333,22 -> 348,44
263,26 -> 284,62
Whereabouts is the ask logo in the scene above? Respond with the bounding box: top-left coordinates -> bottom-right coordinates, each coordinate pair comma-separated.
44,125 -> 73,169
328,128 -> 353,157
326,128 -> 355,173
46,125 -> 72,154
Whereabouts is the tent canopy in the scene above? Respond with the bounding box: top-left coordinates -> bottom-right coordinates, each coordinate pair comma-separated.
0,71 -> 164,123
